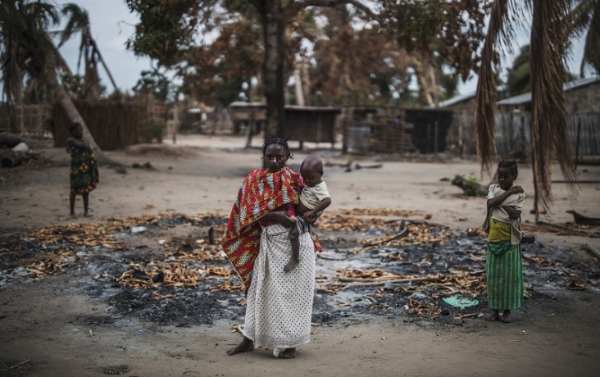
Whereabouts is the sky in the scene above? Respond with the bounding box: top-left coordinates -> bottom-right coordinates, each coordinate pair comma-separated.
54,0 -> 589,98
55,0 -> 153,93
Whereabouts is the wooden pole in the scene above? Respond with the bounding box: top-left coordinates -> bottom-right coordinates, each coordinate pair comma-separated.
575,116 -> 581,168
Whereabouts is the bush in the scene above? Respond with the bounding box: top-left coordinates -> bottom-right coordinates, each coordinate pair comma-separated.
451,174 -> 480,196
149,120 -> 166,143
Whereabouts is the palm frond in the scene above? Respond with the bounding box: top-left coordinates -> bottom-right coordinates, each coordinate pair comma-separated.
58,2 -> 89,47
581,1 -> 600,74
530,0 -> 578,212
475,0 -> 530,173
569,0 -> 595,36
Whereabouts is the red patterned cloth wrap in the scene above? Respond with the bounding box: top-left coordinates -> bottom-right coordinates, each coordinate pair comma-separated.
221,167 -> 322,291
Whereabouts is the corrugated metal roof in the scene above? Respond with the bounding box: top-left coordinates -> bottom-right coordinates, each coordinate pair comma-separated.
437,91 -> 476,108
497,76 -> 600,106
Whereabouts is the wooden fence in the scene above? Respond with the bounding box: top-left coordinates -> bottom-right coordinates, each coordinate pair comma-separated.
447,110 -> 600,158
0,103 -> 52,135
52,98 -> 166,150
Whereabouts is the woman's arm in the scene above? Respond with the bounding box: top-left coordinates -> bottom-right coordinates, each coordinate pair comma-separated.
262,211 -> 296,227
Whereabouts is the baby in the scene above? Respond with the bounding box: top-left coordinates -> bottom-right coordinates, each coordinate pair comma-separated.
284,155 -> 332,272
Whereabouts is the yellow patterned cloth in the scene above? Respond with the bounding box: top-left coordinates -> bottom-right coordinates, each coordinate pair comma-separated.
69,145 -> 98,195
487,218 -> 511,243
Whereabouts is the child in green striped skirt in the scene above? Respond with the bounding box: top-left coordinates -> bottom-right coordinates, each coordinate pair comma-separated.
482,160 -> 525,323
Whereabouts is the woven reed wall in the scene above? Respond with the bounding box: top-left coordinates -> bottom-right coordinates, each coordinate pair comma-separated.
52,99 -> 163,150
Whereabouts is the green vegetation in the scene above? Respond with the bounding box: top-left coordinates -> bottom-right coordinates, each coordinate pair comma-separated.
149,120 -> 166,143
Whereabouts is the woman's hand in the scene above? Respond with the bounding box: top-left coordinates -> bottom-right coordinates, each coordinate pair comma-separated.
264,211 -> 296,227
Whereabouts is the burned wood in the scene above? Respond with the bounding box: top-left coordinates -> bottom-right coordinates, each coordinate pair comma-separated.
535,221 -> 591,236
451,175 -> 490,197
0,136 -> 24,148
354,163 -> 382,169
363,224 -> 408,247
334,276 -> 440,290
323,159 -> 353,168
383,218 -> 447,229
2,359 -> 30,371
586,244 -> 600,260
566,210 -> 600,226
333,269 -> 485,286
0,151 -> 34,168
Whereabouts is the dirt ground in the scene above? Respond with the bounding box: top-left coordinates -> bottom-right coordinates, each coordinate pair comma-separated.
1,133 -> 600,377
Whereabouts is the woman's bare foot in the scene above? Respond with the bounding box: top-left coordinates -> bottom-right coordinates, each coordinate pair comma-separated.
278,348 -> 296,359
502,310 -> 511,323
284,258 -> 300,272
486,309 -> 500,321
226,337 -> 254,356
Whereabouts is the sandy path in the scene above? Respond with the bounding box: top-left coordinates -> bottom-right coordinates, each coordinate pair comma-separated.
1,134 -> 599,376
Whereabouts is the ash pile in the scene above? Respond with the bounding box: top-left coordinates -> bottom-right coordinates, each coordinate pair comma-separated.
1,210 -> 598,327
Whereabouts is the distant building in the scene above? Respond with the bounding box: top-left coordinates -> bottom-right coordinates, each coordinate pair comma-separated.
436,77 -> 600,157
497,76 -> 600,113
437,91 -> 476,111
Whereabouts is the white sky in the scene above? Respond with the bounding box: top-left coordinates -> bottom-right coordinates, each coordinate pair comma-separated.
55,0 -> 589,97
55,0 -> 153,93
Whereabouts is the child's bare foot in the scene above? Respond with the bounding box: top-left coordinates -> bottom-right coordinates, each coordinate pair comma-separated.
284,258 -> 300,272
486,309 -> 500,321
226,337 -> 254,355
502,310 -> 511,323
278,348 -> 296,359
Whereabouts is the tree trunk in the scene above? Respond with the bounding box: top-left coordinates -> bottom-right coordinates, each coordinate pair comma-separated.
90,38 -> 119,94
294,69 -> 305,106
46,68 -> 120,166
1,153 -> 31,168
413,58 -> 434,108
262,0 -> 286,139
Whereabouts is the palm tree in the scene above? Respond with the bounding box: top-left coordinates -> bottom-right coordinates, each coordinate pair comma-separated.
505,45 -> 531,96
569,0 -> 600,76
0,0 -> 109,162
475,1 -> 578,219
58,3 -> 118,98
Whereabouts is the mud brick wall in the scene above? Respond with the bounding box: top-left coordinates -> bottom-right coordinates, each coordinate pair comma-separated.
567,82 -> 600,113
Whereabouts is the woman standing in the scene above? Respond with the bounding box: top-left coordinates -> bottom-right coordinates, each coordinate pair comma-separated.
222,136 -> 320,359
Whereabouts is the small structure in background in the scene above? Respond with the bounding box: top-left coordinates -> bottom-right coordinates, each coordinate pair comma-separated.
227,102 -> 341,149
228,101 -> 266,135
440,76 -> 600,162
496,76 -> 600,164
342,106 -> 415,155
284,106 -> 340,149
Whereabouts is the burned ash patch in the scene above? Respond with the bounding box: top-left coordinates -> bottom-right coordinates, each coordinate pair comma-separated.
0,235 -> 62,270
310,221 -> 600,325
1,212 -> 599,329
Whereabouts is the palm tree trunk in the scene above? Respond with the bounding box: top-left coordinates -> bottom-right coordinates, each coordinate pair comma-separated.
46,68 -> 120,166
90,38 -> 119,93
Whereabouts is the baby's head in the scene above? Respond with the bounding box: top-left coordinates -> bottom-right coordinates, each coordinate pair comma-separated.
497,160 -> 518,191
262,135 -> 292,173
300,155 -> 324,187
